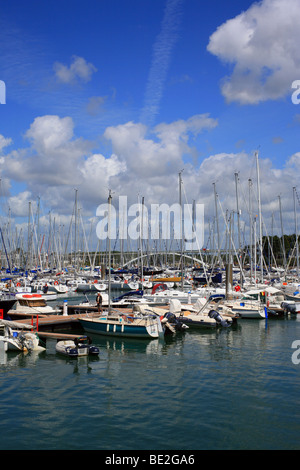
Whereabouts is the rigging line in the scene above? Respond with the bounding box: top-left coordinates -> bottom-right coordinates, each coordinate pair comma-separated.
294,187 -> 300,207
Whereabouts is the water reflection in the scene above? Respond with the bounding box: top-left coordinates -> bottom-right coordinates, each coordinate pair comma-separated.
1,312 -> 300,450
0,348 -> 46,368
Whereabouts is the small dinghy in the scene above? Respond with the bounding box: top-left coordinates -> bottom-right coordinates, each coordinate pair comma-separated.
55,336 -> 100,358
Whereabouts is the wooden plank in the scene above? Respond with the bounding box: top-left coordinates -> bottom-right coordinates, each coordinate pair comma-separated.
37,331 -> 87,340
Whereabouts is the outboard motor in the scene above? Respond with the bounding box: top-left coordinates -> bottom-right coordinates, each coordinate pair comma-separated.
281,302 -> 296,315
208,309 -> 231,328
163,312 -> 187,332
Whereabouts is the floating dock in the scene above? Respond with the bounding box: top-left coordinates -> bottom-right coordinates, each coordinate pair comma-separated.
5,310 -> 100,342
5,308 -> 132,342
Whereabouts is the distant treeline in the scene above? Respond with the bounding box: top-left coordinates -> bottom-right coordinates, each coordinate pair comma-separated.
260,234 -> 299,266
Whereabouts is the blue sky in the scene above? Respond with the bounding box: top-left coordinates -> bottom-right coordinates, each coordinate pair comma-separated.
0,0 -> 300,249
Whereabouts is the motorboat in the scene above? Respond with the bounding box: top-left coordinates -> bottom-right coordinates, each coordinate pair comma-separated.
241,286 -> 286,316
0,319 -> 46,352
79,309 -> 165,339
9,293 -> 61,316
55,336 -> 100,357
166,299 -> 234,329
224,299 -> 267,318
132,304 -> 189,333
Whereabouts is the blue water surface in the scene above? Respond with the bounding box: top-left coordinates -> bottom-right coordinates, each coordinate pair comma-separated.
1,315 -> 299,450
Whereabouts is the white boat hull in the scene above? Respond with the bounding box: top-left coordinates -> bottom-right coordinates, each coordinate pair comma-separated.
232,307 -> 267,319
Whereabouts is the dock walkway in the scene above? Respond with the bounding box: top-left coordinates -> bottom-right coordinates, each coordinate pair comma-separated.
6,311 -> 100,341
5,308 -> 133,341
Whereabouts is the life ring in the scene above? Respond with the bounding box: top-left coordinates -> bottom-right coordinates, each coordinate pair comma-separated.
16,282 -> 21,287
54,280 -> 59,285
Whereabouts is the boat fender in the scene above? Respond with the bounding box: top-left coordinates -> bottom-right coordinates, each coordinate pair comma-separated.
88,346 -> 100,355
67,347 -> 78,357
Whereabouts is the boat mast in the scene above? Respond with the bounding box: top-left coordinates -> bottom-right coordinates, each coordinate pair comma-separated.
255,151 -> 264,283
179,171 -> 184,289
74,189 -> 78,272
278,194 -> 286,270
213,182 -> 221,266
248,178 -> 253,283
235,172 -> 242,285
293,187 -> 299,276
140,196 -> 144,291
108,189 -> 112,313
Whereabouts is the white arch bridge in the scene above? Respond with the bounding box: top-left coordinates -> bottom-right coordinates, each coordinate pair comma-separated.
121,251 -> 208,268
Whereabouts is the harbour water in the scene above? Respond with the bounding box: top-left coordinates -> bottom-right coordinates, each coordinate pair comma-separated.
1,295 -> 300,451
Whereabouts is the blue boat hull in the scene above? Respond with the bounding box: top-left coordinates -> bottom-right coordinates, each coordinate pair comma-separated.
79,317 -> 161,339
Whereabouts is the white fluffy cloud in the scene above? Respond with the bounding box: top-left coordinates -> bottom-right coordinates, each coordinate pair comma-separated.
0,135 -> 12,152
207,0 -> 300,104
104,115 -> 218,181
1,113 -> 300,243
54,55 -> 97,84
0,114 -> 218,217
5,115 -> 92,189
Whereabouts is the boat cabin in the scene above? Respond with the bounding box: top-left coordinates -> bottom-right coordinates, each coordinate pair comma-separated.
16,294 -> 47,308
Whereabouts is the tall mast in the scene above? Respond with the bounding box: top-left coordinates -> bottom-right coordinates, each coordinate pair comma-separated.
213,182 -> 221,266
278,195 -> 286,269
179,171 -> 184,289
293,187 -> 299,276
141,196 -> 144,289
235,172 -> 242,285
248,179 -> 253,283
74,189 -> 78,271
108,189 -> 112,312
255,151 -> 264,283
